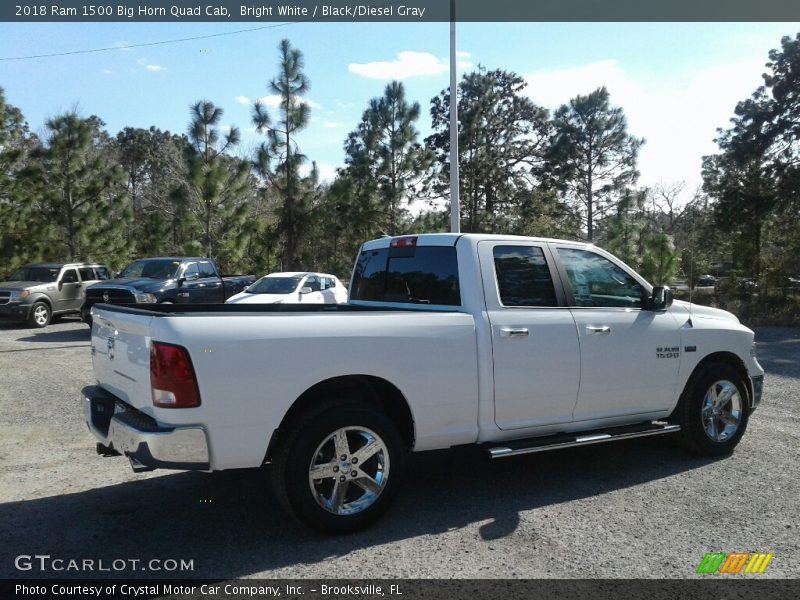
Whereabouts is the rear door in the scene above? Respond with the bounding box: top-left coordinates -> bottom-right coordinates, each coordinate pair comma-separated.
478,241 -> 580,429
552,245 -> 681,420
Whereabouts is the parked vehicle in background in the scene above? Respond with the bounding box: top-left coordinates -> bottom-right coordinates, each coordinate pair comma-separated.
0,263 -> 111,328
226,272 -> 348,305
84,234 -> 764,533
81,257 -> 255,323
696,275 -> 717,288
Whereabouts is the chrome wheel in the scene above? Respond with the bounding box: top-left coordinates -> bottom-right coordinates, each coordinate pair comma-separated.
34,305 -> 49,326
308,426 -> 389,516
701,380 -> 743,442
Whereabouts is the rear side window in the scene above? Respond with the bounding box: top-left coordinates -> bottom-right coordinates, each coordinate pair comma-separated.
351,246 -> 461,306
79,268 -> 95,281
494,246 -> 557,307
95,267 -> 111,280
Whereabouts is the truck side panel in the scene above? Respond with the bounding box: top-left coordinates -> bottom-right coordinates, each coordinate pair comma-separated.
105,310 -> 480,470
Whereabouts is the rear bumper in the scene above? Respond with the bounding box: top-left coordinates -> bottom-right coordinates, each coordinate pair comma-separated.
83,385 -> 210,472
0,302 -> 32,321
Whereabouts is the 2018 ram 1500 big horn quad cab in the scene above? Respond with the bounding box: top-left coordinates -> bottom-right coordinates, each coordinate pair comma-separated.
81,257 -> 255,323
84,234 -> 764,533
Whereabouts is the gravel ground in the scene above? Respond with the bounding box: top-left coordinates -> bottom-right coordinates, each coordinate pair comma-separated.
0,318 -> 798,579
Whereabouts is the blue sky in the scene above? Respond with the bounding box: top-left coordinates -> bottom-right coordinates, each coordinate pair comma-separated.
1,21 -> 798,199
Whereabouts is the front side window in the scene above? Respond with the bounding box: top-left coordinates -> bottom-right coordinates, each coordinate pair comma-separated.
494,246 -> 557,307
351,246 -> 460,306
183,263 -> 199,279
79,268 -> 95,281
305,277 -> 321,292
61,269 -> 78,284
95,267 -> 111,280
557,248 -> 644,308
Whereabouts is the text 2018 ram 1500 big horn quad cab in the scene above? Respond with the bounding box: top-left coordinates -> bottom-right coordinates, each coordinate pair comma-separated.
81,257 -> 255,324
84,234 -> 764,533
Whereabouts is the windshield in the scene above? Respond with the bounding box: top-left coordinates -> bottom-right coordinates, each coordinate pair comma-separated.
246,276 -> 303,295
8,266 -> 60,282
119,259 -> 181,280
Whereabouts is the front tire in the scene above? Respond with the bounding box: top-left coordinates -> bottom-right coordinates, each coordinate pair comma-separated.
271,401 -> 406,534
675,363 -> 749,456
28,302 -> 51,328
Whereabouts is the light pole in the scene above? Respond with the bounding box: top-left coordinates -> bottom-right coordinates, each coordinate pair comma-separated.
449,0 -> 460,233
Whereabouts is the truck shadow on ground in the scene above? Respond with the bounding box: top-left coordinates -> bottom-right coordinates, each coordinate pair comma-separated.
15,327 -> 90,344
0,437 -> 722,579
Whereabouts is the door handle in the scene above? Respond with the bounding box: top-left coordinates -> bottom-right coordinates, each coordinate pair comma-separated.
586,325 -> 611,334
500,327 -> 529,338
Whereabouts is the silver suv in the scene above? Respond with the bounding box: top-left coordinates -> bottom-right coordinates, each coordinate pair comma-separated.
0,263 -> 112,328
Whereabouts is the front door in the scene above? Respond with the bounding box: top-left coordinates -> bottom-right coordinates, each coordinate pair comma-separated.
478,241 -> 580,430
58,268 -> 83,312
552,245 -> 682,421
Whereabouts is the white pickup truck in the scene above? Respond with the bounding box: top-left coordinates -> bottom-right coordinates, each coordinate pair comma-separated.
84,234 -> 764,533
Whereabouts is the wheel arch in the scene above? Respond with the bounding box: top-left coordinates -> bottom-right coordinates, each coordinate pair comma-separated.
266,375 -> 415,462
679,351 -> 753,411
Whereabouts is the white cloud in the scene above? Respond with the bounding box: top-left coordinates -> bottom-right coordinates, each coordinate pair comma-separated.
145,64 -> 166,72
523,58 -> 767,198
115,41 -> 130,51
235,95 -> 251,105
136,57 -> 147,66
101,69 -> 113,75
322,121 -> 343,129
349,51 -> 451,80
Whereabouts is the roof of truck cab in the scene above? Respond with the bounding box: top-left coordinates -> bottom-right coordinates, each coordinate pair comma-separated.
361,233 -> 594,251
21,262 -> 106,268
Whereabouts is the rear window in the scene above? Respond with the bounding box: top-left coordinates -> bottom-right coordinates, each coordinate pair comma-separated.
351,246 -> 461,306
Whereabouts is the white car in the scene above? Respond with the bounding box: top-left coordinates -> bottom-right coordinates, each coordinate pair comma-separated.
225,272 -> 348,305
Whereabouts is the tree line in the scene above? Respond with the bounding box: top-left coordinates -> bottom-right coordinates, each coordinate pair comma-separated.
1,34 -> 798,289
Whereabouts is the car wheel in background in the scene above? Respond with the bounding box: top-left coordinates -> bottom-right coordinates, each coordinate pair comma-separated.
28,302 -> 51,328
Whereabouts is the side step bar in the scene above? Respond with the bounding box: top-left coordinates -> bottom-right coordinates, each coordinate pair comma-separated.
488,422 -> 680,459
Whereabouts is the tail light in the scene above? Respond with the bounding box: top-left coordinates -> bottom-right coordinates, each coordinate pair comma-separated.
150,342 -> 201,408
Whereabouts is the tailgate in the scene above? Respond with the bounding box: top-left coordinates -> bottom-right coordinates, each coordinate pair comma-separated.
91,306 -> 155,414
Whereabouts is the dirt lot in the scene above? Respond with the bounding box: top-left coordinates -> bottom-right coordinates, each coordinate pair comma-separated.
0,318 -> 798,579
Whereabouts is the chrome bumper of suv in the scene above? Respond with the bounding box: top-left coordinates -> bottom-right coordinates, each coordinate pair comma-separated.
83,385 -> 210,472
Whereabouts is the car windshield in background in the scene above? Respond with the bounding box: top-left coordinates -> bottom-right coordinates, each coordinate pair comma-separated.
247,276 -> 303,294
119,259 -> 181,280
8,267 -> 60,282
351,246 -> 461,306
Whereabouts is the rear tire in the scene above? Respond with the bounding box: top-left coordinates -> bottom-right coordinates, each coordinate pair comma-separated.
271,400 -> 406,534
28,302 -> 51,328
674,363 -> 749,456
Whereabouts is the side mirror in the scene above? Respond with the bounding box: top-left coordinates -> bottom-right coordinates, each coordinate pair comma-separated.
300,286 -> 312,294
649,285 -> 673,311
